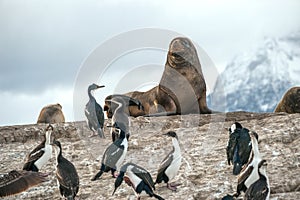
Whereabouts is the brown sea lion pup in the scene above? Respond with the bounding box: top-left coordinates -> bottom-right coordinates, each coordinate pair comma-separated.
104,37 -> 212,117
274,86 -> 300,113
37,103 -> 65,123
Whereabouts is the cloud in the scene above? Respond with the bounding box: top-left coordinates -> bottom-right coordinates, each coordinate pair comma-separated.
1,0 -> 299,93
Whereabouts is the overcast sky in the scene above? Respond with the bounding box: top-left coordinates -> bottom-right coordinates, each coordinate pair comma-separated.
0,0 -> 300,126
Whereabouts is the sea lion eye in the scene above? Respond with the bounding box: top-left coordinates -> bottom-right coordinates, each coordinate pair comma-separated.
173,53 -> 180,57
172,52 -> 181,59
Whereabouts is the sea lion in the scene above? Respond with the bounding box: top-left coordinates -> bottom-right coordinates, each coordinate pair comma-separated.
104,37 -> 212,117
274,86 -> 300,113
37,103 -> 65,123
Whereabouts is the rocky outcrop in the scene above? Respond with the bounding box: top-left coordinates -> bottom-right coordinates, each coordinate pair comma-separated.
0,112 -> 299,199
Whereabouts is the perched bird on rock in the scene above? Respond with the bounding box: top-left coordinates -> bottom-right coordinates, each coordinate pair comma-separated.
85,83 -> 105,138
113,162 -> 164,200
233,131 -> 265,198
23,125 -> 54,172
222,131 -> 267,200
155,131 -> 182,191
105,95 -> 144,142
244,159 -> 270,200
52,140 -> 79,200
226,122 -> 252,175
91,122 -> 128,181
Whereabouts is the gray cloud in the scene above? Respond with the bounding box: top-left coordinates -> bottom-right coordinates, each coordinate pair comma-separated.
1,0 -> 299,94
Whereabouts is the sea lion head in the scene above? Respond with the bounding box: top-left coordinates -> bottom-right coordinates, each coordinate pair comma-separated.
167,37 -> 198,68
54,103 -> 62,110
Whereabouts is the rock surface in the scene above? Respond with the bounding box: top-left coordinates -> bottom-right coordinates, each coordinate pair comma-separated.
0,112 -> 299,200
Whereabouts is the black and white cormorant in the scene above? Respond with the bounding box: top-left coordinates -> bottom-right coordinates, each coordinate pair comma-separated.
113,162 -> 164,200
244,159 -> 270,200
155,131 -> 182,191
106,95 -> 143,142
233,131 -> 262,198
85,83 -> 105,138
23,124 -> 54,172
226,122 -> 252,175
0,170 -> 48,197
91,122 -> 128,181
52,140 -> 79,200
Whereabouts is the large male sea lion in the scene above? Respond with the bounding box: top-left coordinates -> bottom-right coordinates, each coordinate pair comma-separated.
274,86 -> 300,113
37,103 -> 65,123
104,37 -> 212,117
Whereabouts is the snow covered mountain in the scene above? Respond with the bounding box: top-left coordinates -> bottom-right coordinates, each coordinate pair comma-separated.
208,32 -> 300,112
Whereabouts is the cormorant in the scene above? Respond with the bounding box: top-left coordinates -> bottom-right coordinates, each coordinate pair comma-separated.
113,162 -> 164,200
85,83 -> 105,137
155,131 -> 182,191
23,125 -> 54,172
91,122 -> 128,181
105,95 -> 143,142
226,122 -> 252,175
52,140 -> 79,200
234,131 -> 261,198
244,159 -> 270,200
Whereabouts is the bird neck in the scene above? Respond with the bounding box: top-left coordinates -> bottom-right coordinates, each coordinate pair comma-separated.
172,138 -> 180,153
259,166 -> 270,199
54,146 -> 62,163
251,137 -> 261,160
258,166 -> 268,180
88,89 -> 95,100
114,102 -> 123,113
45,131 -> 52,145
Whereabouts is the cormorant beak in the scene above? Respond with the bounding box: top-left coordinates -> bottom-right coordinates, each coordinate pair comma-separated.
97,85 -> 105,88
112,188 -> 117,196
113,174 -> 124,195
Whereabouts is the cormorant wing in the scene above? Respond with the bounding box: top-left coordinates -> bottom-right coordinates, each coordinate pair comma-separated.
157,150 -> 174,181
23,143 -> 45,169
226,131 -> 238,165
0,170 -> 48,197
95,102 -> 104,128
237,128 -> 252,164
102,140 -> 125,167
27,141 -> 45,159
132,165 -> 155,190
56,157 -> 79,189
244,178 -> 269,200
85,102 -> 100,128
237,165 -> 254,192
